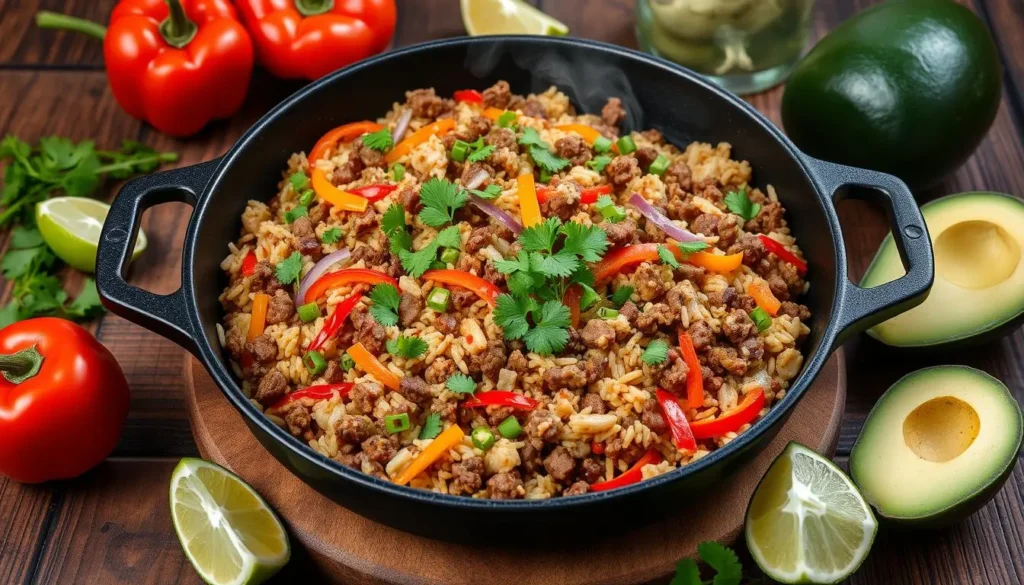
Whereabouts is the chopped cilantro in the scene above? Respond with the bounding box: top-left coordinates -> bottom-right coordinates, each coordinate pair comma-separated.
658,245 -> 680,269
469,183 -> 502,199
493,294 -> 536,340
321,227 -> 343,244
522,301 -> 571,355
610,286 -> 635,307
446,373 -> 477,395
289,172 -> 308,191
381,203 -> 412,253
519,217 -> 562,253
419,412 -> 443,440
724,187 -> 760,222
274,252 -> 303,285
677,241 -> 710,255
586,155 -> 613,173
529,146 -> 570,173
467,144 -> 494,163
398,226 -> 461,277
560,222 -> 609,262
641,339 -> 669,365
361,128 -> 393,152
387,335 -> 428,359
418,177 -> 468,227
518,127 -> 548,149
368,283 -> 401,327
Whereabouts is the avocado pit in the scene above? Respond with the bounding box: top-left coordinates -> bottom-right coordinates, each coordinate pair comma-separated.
902,396 -> 980,463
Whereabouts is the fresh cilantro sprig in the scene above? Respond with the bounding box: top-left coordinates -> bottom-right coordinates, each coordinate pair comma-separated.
419,412 -> 442,440
586,155 -> 613,173
641,339 -> 669,365
677,241 -> 710,255
275,252 -> 303,285
321,227 -> 343,244
659,245 -> 680,269
467,144 -> 494,163
670,542 -> 744,585
468,184 -> 502,200
494,296 -> 571,355
446,373 -> 477,395
387,335 -> 428,359
382,203 -> 413,253
419,177 -> 468,227
361,128 -> 393,152
398,225 -> 461,277
724,188 -> 760,223
368,283 -> 401,327
610,286 -> 634,307
518,128 -> 570,174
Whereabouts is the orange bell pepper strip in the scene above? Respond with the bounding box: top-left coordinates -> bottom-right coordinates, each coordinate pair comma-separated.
677,331 -> 704,409
311,168 -> 369,212
303,269 -> 398,304
517,172 -> 542,228
247,293 -> 270,342
347,342 -> 402,391
308,121 -> 384,163
483,107 -> 514,121
563,284 -> 582,328
394,424 -> 465,486
385,118 -> 456,164
593,244 -> 742,283
687,251 -> 743,272
590,449 -> 662,492
747,280 -> 781,316
555,124 -> 618,152
421,269 -> 501,306
690,387 -> 766,439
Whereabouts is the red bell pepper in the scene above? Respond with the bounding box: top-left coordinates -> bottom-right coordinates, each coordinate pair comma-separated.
241,251 -> 258,276
308,121 -> 384,163
655,389 -> 697,452
454,89 -> 484,104
348,183 -> 398,202
590,449 -> 662,492
37,0 -> 254,137
677,331 -> 704,409
307,292 -> 363,351
303,268 -> 397,304
758,234 -> 808,276
421,269 -> 502,307
236,0 -> 396,80
462,391 -> 539,411
690,388 -> 766,439
563,284 -> 582,328
269,383 -> 353,410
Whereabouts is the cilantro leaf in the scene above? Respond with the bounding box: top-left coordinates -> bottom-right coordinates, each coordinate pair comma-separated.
586,155 -> 613,172
418,177 -> 468,227
368,284 -> 401,327
496,111 -> 517,128
381,203 -> 412,253
610,286 -> 635,307
446,373 -> 477,395
275,252 -> 303,285
522,301 -> 571,355
641,339 -> 669,365
321,227 -> 343,244
723,188 -> 760,222
397,226 -> 460,278
658,245 -> 680,269
518,127 -> 549,150
387,335 -> 428,359
66,279 -> 104,319
467,144 -> 494,163
529,146 -> 570,173
469,183 -> 502,199
519,217 -> 562,253
677,241 -> 710,255
536,250 -> 579,278
433,225 -> 462,249
419,412 -> 443,440
11,225 -> 43,248
669,559 -> 702,585
494,294 -> 532,339
697,542 -> 742,585
560,222 -> 609,262
361,128 -> 394,152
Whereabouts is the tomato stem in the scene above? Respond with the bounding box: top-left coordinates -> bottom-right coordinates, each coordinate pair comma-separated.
0,346 -> 44,384
160,0 -> 198,49
34,11 -> 107,40
294,0 -> 335,17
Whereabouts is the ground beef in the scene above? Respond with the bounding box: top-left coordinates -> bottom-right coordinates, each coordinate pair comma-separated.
398,293 -> 422,327
779,301 -> 812,321
355,311 -> 387,355
581,350 -> 607,384
249,261 -> 282,294
564,481 -> 590,496
723,309 -> 757,344
633,261 -> 667,301
355,137 -> 386,168
601,97 -> 627,127
635,303 -> 674,334
521,98 -> 547,119
689,213 -> 717,237
606,155 -> 640,188
425,357 -> 457,385
746,200 -> 785,233
337,415 -> 375,444
634,146 -> 658,170
450,457 -> 485,495
485,127 -> 517,150
540,192 -> 578,221
265,289 -> 294,325
487,471 -> 523,500
291,215 -> 315,238
641,399 -> 668,434
282,402 -> 311,437
332,158 -> 363,185
254,370 -> 287,406
689,213 -> 740,248
507,349 -> 528,374
482,80 -> 511,109
740,336 -> 765,361
296,235 -> 321,258
399,375 -> 432,406
703,368 -> 724,393
658,354 -> 691,397
350,381 -> 384,414
619,301 -> 640,324
245,333 -> 277,363
674,263 -> 706,288
727,233 -> 767,267
361,435 -> 398,464
406,88 -> 448,118
466,116 -> 492,141
482,261 -> 505,286
543,446 -> 576,481
580,318 -> 616,350
456,254 -> 482,274
766,275 -> 790,302
431,396 -> 458,423
605,436 -> 645,464
352,207 -> 379,236
580,457 -> 604,484
470,340 -> 506,381
460,162 -> 493,188
323,360 -> 346,383
697,180 -> 726,207
486,406 -> 515,428
554,134 -> 591,167
451,289 -> 477,311
707,286 -> 737,309
663,159 -> 691,190
581,393 -> 607,415
434,313 -> 459,336
543,365 -> 588,390
519,442 -> 543,474
465,227 -> 492,254
709,346 -> 748,376
602,219 -> 637,247
687,320 -> 714,352
351,244 -> 388,268
398,186 -> 419,211
525,409 -> 562,444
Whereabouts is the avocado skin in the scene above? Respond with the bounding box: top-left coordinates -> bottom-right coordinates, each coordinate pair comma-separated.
781,0 -> 1001,191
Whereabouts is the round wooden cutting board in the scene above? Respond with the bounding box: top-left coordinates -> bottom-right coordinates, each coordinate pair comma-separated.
184,351 -> 845,585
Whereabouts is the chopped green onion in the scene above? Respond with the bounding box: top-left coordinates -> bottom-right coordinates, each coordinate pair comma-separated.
303,350 -> 327,376
593,136 -> 613,154
392,163 -> 405,181
471,426 -> 496,450
750,307 -> 773,332
578,284 -> 601,311
290,172 -> 309,190
439,247 -> 460,265
385,413 -> 410,434
451,140 -> 470,162
539,168 -> 552,183
617,135 -> 636,155
339,353 -> 355,371
498,416 -> 522,439
596,307 -> 619,320
283,205 -> 308,224
298,189 -> 316,206
600,204 -> 627,223
426,287 -> 451,312
649,154 -> 670,176
297,302 -> 321,323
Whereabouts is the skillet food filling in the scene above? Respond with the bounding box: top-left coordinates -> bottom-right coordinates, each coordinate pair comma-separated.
218,81 -> 811,499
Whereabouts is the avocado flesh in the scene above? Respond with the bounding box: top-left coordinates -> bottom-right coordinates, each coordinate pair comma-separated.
862,192 -> 1024,348
850,366 -> 1023,526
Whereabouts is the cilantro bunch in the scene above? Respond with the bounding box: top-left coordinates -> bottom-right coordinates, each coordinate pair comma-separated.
671,542 -> 748,585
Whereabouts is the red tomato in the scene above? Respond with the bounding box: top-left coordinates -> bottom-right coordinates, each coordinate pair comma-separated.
0,319 -> 130,483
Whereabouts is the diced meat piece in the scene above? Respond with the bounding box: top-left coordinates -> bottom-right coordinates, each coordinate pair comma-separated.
733,294 -> 757,313
580,457 -> 604,484
434,314 -> 460,337
361,435 -> 398,464
398,187 -> 419,210
456,254 -> 482,274
746,200 -> 785,234
640,129 -> 663,144
245,333 -> 277,363
355,137 -> 386,168
460,162 -> 493,188
543,446 -> 576,481
254,370 -> 288,406
703,368 -> 724,393
350,381 -> 384,414
767,274 -> 791,302
723,309 -> 757,344
398,293 -> 422,327
674,263 -> 706,287
665,283 -> 688,317
282,402 -> 311,437
727,233 -> 767,267
580,319 -> 616,350
265,289 -> 294,325
633,261 -> 667,301
323,360 -> 346,383
450,457 -> 485,495
521,98 -> 547,119
663,159 -> 691,190
606,155 -> 640,189
406,88 -> 448,118
581,393 -> 607,415
605,436 -> 645,464
337,414 -> 375,443
580,350 -> 607,384
554,134 -> 591,167
353,207 -> 379,236
486,406 -> 515,427
355,311 -> 387,355
602,219 -> 637,247
740,336 -> 765,361
658,353 -> 690,396
482,80 -> 511,109
690,214 -> 718,238
249,260 -> 282,294
332,158 -> 363,186
470,340 -> 506,381
707,286 -> 737,309
352,452 -> 386,479
779,301 -> 811,321
619,301 -> 639,324
351,244 -> 388,268
485,127 -> 517,150
519,442 -> 542,474
543,365 -> 588,390
431,396 -> 458,423
641,398 -> 668,434
540,188 -> 578,221
563,481 -> 590,496
487,471 -> 523,499
687,320 -> 714,352
291,215 -> 315,238
525,409 -> 562,444
507,349 -> 528,374
297,236 -> 321,258
482,261 -> 505,286
697,179 -> 725,206
399,375 -> 432,406
634,146 -> 658,170
465,227 -> 491,254
466,116 -> 492,141
425,356 -> 457,385
709,346 -> 749,376
451,289 -> 478,311
635,303 -> 674,334
601,97 -> 627,127
565,326 -> 586,354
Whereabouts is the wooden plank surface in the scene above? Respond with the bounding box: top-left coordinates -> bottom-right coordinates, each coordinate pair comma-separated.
1,0 -> 1023,583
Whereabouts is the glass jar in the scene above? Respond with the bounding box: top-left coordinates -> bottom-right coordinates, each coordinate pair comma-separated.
636,0 -> 815,95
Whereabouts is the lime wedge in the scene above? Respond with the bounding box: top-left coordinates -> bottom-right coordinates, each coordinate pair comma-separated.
35,196 -> 147,274
170,458 -> 290,585
461,0 -> 569,36
745,443 -> 877,584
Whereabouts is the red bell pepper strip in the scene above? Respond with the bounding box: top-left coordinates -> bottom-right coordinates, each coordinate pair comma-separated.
690,388 -> 766,439
454,89 -> 484,103
241,251 -> 258,276
462,391 -> 539,411
758,234 -> 807,276
348,183 -> 398,202
307,292 -> 363,351
269,383 -> 353,410
677,331 -> 704,409
421,270 -> 501,307
655,389 -> 697,452
236,0 -> 396,81
536,184 -> 611,205
303,269 -> 397,304
563,284 -> 582,328
308,120 -> 384,163
590,449 -> 662,492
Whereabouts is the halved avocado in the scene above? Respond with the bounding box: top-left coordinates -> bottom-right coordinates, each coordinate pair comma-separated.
850,366 -> 1022,528
862,192 -> 1024,348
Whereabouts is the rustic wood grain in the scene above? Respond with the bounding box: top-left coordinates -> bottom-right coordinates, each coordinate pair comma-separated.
0,0 -> 110,67
0,478 -> 57,585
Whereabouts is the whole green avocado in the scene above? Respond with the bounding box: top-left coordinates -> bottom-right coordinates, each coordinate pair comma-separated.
781,0 -> 1001,190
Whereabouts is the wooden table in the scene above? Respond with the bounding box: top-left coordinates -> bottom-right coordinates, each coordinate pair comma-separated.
1,1 -> 1022,583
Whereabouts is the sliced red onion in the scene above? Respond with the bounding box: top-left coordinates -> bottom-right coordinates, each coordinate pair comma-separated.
464,168 -> 490,190
392,109 -> 412,143
628,193 -> 703,243
469,194 -> 522,235
295,248 -> 351,304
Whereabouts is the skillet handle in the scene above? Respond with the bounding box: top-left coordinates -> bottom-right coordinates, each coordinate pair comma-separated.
96,160 -> 219,356
805,157 -> 934,351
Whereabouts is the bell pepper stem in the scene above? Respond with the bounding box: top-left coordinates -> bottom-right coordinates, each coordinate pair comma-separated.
160,0 -> 198,49
294,0 -> 335,17
0,346 -> 44,384
34,11 -> 107,40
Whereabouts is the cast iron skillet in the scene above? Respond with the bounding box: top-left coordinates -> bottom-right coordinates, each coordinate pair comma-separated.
96,37 -> 933,542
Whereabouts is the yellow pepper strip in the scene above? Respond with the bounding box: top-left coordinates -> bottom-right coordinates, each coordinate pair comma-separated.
394,424 -> 465,486
685,251 -> 744,273
747,280 -> 781,316
347,342 -> 402,391
311,168 -> 369,213
517,172 -> 541,228
247,293 -> 270,342
555,123 -> 603,144
483,107 -> 513,121
385,118 -> 456,164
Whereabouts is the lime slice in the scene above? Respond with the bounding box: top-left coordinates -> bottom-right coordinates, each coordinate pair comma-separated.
461,0 -> 569,36
745,443 -> 877,584
35,196 -> 147,274
169,458 -> 290,585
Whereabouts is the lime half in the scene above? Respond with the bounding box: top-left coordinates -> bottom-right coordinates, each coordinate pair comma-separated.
461,0 -> 569,36
745,443 -> 877,584
36,196 -> 147,273
170,458 -> 290,585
